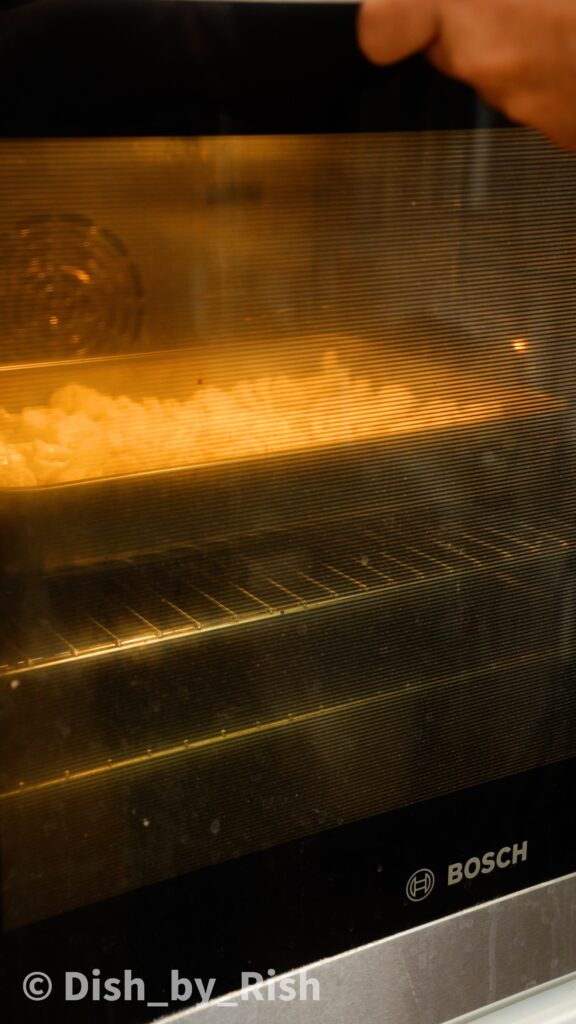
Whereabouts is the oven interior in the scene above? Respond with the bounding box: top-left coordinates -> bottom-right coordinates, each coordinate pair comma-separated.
1,131 -> 576,932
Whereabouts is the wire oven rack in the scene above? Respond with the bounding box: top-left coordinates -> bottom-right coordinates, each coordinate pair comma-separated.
0,510 -> 572,677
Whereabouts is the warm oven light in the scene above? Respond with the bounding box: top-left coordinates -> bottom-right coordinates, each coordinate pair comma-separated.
512,338 -> 528,353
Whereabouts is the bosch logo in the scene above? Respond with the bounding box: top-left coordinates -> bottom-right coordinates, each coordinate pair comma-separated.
404,841 -> 528,903
448,841 -> 528,885
406,868 -> 435,902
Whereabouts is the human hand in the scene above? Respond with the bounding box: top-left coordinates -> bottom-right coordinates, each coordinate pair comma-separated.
357,0 -> 576,151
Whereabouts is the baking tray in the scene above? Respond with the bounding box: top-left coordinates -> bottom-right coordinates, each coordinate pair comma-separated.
0,392 -> 564,576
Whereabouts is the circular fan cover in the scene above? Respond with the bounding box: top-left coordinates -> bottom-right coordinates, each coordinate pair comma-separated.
0,214 -> 144,362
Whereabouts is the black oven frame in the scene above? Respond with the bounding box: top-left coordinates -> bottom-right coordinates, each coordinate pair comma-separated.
1,3 -> 576,1023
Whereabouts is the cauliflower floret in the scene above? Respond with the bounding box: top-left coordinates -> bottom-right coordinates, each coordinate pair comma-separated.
49,384 -> 113,419
0,351 -> 503,487
0,443 -> 37,486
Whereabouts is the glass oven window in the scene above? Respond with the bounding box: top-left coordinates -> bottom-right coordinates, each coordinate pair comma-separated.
1,131 -> 575,929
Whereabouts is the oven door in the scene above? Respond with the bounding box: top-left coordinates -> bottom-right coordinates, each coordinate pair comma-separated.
1,4 -> 576,1024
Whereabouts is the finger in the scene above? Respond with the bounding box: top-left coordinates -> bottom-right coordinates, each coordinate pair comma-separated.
357,0 -> 439,66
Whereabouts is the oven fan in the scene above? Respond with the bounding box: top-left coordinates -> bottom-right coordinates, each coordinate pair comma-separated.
0,213 -> 144,362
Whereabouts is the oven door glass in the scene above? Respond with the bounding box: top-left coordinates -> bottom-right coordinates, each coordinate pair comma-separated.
1,129 -> 576,995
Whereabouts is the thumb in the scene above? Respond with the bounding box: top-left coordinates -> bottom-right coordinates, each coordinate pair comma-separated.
357,0 -> 439,65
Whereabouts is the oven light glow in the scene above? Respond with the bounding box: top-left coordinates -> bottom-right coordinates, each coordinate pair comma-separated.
512,338 -> 528,353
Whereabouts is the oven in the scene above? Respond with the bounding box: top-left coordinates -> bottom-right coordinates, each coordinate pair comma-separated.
2,2 -> 576,1022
